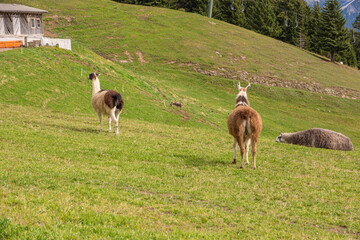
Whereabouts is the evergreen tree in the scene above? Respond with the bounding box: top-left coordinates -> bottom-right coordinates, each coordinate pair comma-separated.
352,13 -> 360,69
244,0 -> 280,38
213,0 -> 246,27
353,12 -> 360,30
275,0 -> 304,45
308,1 -> 322,53
319,0 -> 348,63
338,41 -> 357,67
176,0 -> 208,14
296,3 -> 311,49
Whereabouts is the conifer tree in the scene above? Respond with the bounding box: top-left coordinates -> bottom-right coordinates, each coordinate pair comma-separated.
176,0 -> 208,14
275,0 -> 304,45
308,1 -> 322,53
352,13 -> 360,68
244,0 -> 280,38
213,0 -> 246,26
319,0 -> 348,63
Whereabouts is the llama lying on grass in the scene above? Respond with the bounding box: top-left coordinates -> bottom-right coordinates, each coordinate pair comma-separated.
88,73 -> 124,135
276,128 -> 354,151
227,82 -> 262,169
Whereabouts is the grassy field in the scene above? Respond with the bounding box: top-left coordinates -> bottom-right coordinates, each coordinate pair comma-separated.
1,0 -> 360,238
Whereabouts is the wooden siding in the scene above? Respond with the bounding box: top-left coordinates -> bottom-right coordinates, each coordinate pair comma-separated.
0,13 -> 44,36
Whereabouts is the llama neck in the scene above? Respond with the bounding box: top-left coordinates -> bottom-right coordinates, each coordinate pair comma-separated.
235,94 -> 250,107
92,78 -> 101,96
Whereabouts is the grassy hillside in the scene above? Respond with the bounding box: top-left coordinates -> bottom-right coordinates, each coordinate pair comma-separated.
0,0 -> 359,239
15,0 -> 360,93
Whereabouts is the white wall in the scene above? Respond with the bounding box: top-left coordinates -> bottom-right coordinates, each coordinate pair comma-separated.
41,37 -> 71,51
0,36 -> 72,51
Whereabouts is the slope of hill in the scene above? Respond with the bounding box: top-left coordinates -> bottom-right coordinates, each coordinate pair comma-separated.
0,0 -> 359,238
46,0 -> 360,96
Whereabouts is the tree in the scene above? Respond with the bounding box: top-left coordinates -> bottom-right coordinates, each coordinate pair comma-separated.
176,0 -> 208,14
244,0 -> 280,38
319,0 -> 348,63
352,13 -> 360,69
213,0 -> 246,27
308,1 -> 322,53
337,38 -> 357,67
275,0 -> 307,45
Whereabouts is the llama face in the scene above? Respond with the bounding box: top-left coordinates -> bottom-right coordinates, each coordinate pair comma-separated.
88,73 -> 100,80
276,133 -> 288,142
275,134 -> 283,142
237,82 -> 250,95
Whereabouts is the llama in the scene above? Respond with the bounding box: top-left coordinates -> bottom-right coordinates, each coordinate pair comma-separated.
88,73 -> 124,135
275,128 -> 354,151
170,102 -> 183,110
227,82 -> 262,169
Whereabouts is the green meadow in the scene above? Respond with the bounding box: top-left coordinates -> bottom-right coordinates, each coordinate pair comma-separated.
0,0 -> 359,238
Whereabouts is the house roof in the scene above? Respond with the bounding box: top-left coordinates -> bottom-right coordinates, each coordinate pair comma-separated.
0,4 -> 47,14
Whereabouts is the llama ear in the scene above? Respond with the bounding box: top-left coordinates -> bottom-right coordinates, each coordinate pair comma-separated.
246,83 -> 251,90
96,73 -> 101,77
237,82 -> 241,91
275,134 -> 282,142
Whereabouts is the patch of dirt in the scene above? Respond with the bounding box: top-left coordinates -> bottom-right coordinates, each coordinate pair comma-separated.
193,66 -> 360,99
105,36 -> 122,40
165,60 -> 177,64
47,14 -> 75,23
0,75 -> 16,86
178,61 -> 200,67
136,50 -> 148,64
118,51 -> 133,63
197,119 -> 220,129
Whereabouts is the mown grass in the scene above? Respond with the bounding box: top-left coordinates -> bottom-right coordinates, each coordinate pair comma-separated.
1,102 -> 359,239
0,0 -> 359,238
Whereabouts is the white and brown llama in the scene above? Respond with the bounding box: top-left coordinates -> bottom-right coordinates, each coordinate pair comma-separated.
227,82 -> 262,169
88,73 -> 124,135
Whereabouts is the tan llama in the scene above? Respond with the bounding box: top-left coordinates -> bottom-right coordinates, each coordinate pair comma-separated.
227,82 -> 262,169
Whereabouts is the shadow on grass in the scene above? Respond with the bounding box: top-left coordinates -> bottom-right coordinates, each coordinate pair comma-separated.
173,154 -> 228,167
303,49 -> 331,63
40,122 -> 99,133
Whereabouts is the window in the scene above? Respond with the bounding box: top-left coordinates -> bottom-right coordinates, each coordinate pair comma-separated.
30,18 -> 35,28
36,19 -> 41,28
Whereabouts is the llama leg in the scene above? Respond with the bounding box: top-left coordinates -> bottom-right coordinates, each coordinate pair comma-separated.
108,117 -> 112,132
251,137 -> 258,169
115,110 -> 121,134
232,137 -> 237,164
244,137 -> 251,165
97,113 -> 103,132
110,108 -> 118,135
237,136 -> 245,168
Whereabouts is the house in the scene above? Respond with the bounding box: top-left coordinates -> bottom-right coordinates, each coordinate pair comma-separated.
0,3 -> 71,50
0,3 -> 47,36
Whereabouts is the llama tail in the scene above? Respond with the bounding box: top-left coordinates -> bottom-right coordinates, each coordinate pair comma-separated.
113,93 -> 124,111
